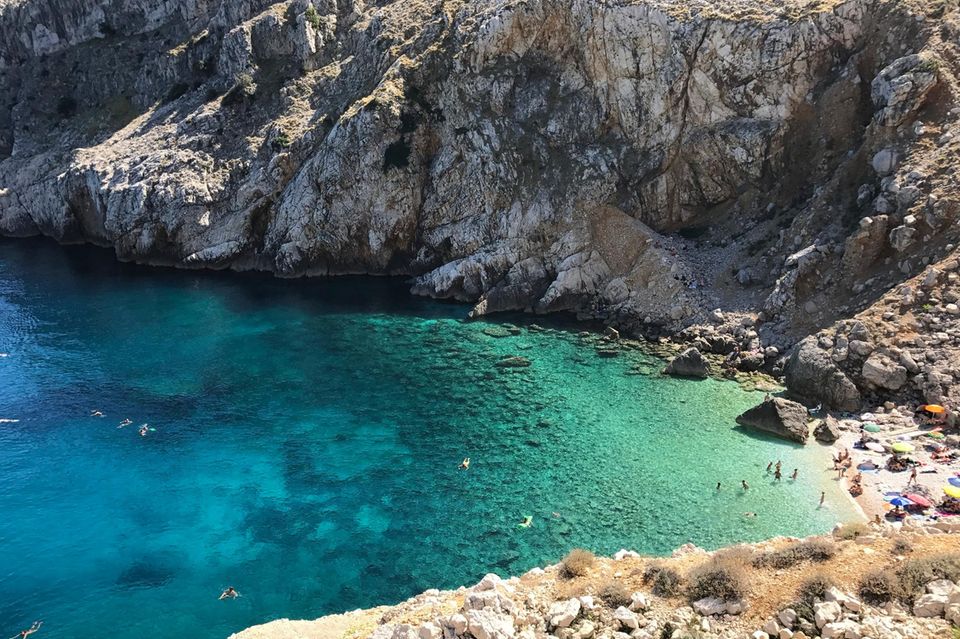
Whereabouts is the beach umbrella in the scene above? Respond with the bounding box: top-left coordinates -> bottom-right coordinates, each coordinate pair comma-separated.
863,423 -> 881,433
944,485 -> 960,499
889,496 -> 914,508
926,432 -> 945,440
923,404 -> 947,414
904,493 -> 933,508
892,442 -> 915,453
866,442 -> 886,453
949,477 -> 960,488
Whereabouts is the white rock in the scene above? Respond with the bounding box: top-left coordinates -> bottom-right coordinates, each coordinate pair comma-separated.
578,596 -> 596,611
692,597 -> 727,616
419,622 -> 442,639
778,630 -> 794,639
821,620 -> 862,639
763,619 -> 781,635
825,587 -> 862,612
814,601 -> 842,628
926,579 -> 955,596
629,592 -> 647,612
778,608 -> 797,628
549,599 -> 581,628
752,632 -> 769,639
475,574 -> 503,592
575,620 -> 595,639
613,549 -> 640,560
614,607 -> 639,630
913,593 -> 947,617
444,614 -> 467,635
465,610 -> 514,639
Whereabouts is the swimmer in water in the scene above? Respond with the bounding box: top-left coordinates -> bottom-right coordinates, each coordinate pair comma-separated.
139,425 -> 149,437
519,516 -> 533,528
742,480 -> 749,490
743,512 -> 757,518
458,457 -> 470,470
766,461 -> 773,473
716,482 -> 721,490
219,587 -> 240,600
9,621 -> 42,639
117,419 -> 133,428
90,410 -> 103,417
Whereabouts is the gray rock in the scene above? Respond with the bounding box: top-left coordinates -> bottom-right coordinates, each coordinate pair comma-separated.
784,339 -> 861,411
871,54 -> 939,126
736,397 -> 810,444
871,149 -> 898,175
814,416 -> 841,443
663,348 -> 709,379
862,353 -> 908,390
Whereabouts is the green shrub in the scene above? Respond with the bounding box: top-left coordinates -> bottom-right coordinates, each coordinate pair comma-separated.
687,557 -> 747,602
273,130 -> 291,150
599,580 -> 632,608
753,540 -> 837,569
305,5 -> 321,29
559,548 -> 595,579
859,569 -> 899,603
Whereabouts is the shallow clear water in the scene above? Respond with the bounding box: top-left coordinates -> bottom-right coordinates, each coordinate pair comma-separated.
0,239 -> 854,639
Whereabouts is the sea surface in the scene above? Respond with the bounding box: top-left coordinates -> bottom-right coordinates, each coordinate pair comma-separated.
0,239 -> 855,639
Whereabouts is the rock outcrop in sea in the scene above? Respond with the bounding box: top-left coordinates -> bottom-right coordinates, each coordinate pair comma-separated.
1,0 -> 959,407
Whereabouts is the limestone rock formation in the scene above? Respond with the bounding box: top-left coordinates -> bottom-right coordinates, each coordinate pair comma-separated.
663,347 -> 709,379
2,0 -> 960,410
735,396 -> 810,444
814,415 -> 841,443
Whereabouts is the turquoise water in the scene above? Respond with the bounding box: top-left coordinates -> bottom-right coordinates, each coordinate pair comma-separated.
0,240 -> 855,639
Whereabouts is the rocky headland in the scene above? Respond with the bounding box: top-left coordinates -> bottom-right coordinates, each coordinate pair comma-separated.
230,526 -> 960,639
2,0 -> 960,412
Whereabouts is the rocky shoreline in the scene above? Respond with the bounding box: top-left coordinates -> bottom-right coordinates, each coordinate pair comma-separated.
230,525 -> 960,639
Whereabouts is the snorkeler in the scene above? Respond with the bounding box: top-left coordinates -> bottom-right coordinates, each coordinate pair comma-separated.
219,587 -> 240,600
90,410 -> 103,417
519,516 -> 533,528
117,418 -> 133,428
9,621 -> 42,639
459,457 -> 470,470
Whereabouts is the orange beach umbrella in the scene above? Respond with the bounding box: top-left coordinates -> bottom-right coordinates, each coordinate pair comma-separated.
923,404 -> 947,414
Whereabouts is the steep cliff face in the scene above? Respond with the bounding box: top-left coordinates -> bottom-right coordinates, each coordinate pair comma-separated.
1,0 -> 959,405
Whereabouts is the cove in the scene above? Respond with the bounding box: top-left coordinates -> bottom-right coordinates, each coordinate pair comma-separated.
0,239 -> 855,639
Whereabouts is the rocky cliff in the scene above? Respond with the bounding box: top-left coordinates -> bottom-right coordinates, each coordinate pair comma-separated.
1,0 -> 959,410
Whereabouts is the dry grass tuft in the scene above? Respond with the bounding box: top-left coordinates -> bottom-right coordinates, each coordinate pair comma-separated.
560,548 -> 596,579
687,555 -> 748,602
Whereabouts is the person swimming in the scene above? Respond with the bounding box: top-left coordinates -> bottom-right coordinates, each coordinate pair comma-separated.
139,425 -> 149,437
458,457 -> 470,470
90,410 -> 103,417
716,482 -> 721,490
766,461 -> 773,472
742,480 -> 749,490
518,516 -> 533,528
117,418 -> 133,428
743,512 -> 757,518
219,587 -> 239,600
9,621 -> 42,639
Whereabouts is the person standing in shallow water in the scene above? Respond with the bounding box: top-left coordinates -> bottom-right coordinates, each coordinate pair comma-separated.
742,480 -> 749,490
819,491 -> 826,507
790,468 -> 798,481
716,482 -> 721,490
766,461 -> 773,473
774,467 -> 782,481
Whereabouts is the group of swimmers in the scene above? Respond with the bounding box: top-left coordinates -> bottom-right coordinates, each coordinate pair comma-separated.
715,460 -> 799,493
91,410 -> 153,437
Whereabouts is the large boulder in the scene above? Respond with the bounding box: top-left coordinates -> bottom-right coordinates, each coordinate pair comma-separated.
736,397 -> 810,444
663,347 -> 709,378
814,416 -> 842,443
861,352 -> 908,390
784,338 -> 861,411
871,54 -> 939,127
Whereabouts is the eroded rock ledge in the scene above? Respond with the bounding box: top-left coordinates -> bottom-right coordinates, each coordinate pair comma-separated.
1,0 -> 960,410
229,523 -> 960,639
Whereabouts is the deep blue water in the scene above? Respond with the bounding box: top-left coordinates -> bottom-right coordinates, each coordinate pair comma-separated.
0,239 -> 854,639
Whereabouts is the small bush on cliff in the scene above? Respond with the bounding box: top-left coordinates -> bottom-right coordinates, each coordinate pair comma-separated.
859,569 -> 899,603
753,539 -> 836,569
896,554 -> 960,600
687,557 -> 747,602
643,564 -> 683,597
305,5 -> 321,29
560,548 -> 595,579
798,572 -> 836,603
599,580 -> 632,608
223,74 -> 256,107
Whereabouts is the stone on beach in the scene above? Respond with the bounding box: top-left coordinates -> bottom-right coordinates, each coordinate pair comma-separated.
736,397 -> 810,444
